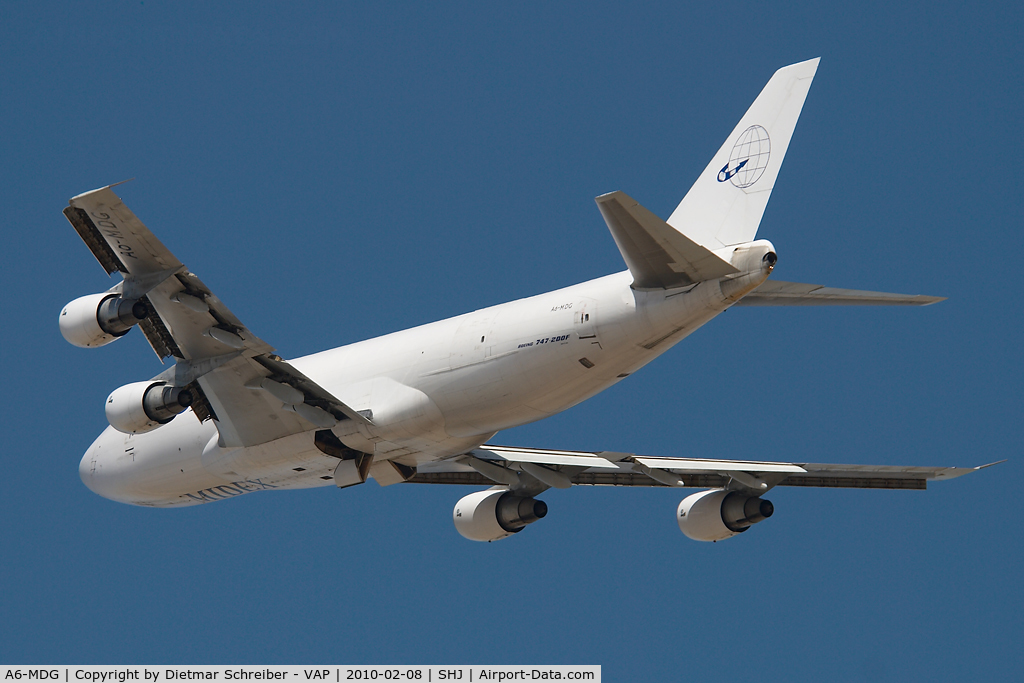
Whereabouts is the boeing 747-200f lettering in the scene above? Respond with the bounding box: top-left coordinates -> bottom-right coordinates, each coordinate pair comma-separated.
60,59 -> 993,542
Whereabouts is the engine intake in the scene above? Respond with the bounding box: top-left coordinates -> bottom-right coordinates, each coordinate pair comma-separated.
105,381 -> 193,434
453,489 -> 548,542
677,489 -> 774,542
59,293 -> 148,348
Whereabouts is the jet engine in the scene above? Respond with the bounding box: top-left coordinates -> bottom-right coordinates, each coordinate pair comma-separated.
105,381 -> 193,434
453,489 -> 548,542
677,489 -> 774,542
59,293 -> 148,348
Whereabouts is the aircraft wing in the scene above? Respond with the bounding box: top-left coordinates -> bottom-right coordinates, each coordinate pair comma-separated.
65,185 -> 369,448
735,280 -> 946,306
412,445 -> 995,493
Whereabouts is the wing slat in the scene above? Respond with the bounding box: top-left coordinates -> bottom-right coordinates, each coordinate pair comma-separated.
137,295 -> 184,360
63,206 -> 125,275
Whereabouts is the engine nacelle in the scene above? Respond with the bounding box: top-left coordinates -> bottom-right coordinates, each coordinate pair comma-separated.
677,489 -> 774,542
453,490 -> 548,542
105,381 -> 193,434
59,293 -> 148,348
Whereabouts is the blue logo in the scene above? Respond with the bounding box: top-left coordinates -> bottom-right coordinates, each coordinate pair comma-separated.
717,159 -> 748,182
716,125 -> 771,188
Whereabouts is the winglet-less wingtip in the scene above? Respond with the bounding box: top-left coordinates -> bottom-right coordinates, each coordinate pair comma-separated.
70,178 -> 135,202
931,460 -> 1005,481
976,460 -> 1007,470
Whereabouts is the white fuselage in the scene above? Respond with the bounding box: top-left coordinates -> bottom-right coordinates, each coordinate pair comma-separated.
82,252 -> 772,507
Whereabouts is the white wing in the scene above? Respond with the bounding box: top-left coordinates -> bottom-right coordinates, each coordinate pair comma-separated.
65,185 -> 369,448
414,445 -> 996,493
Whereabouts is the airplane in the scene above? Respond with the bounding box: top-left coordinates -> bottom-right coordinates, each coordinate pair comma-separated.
59,58 -> 993,543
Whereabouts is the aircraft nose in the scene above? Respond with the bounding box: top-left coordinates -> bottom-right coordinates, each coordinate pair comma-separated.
79,430 -> 107,497
79,444 -> 95,491
79,426 -> 132,503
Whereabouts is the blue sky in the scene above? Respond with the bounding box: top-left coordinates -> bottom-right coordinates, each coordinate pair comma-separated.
1,1 -> 1021,679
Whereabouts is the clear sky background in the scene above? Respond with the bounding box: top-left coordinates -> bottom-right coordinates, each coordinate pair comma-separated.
1,2 -> 1021,680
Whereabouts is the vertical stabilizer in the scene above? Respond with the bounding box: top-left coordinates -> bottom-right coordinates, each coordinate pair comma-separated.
668,58 -> 819,248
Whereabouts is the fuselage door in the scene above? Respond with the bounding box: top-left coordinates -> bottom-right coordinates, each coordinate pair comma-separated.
575,298 -> 597,340
449,311 -> 497,370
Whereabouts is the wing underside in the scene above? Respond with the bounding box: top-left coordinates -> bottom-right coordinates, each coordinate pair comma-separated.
412,445 -> 992,492
65,185 -> 368,448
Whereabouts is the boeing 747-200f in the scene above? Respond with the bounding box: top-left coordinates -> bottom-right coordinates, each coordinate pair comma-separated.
60,58 -> 992,542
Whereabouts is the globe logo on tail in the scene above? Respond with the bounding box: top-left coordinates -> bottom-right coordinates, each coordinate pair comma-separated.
717,125 -> 771,188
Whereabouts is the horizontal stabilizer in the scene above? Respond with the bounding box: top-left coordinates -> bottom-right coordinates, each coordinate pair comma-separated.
596,190 -> 738,290
735,280 -> 946,306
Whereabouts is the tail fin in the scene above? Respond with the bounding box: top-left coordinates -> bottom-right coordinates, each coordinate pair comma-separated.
668,58 -> 819,249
